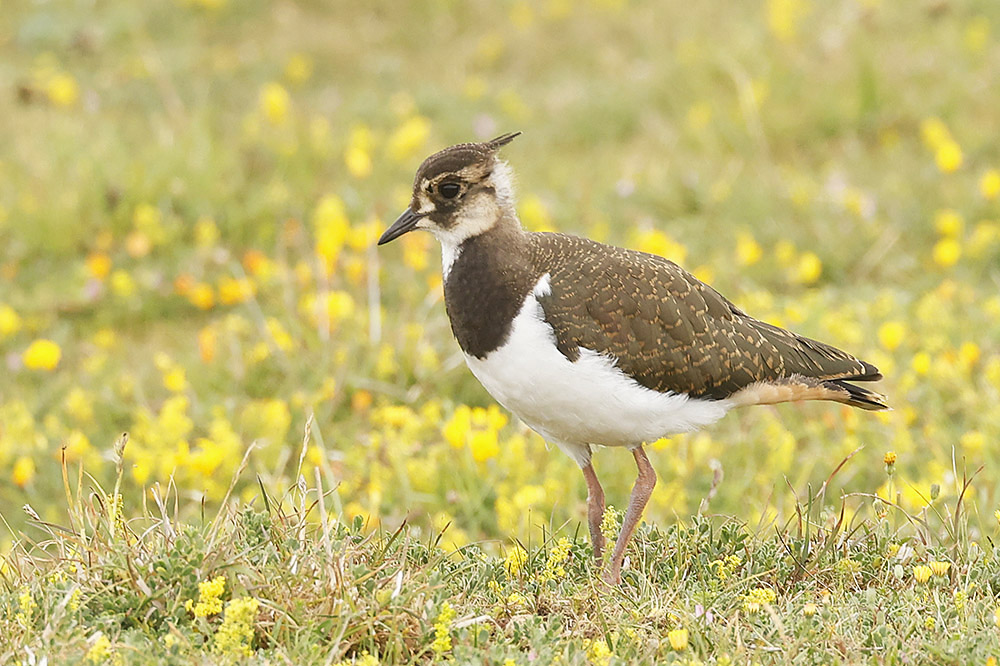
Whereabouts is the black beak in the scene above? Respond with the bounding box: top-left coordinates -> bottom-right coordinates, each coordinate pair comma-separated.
378,208 -> 425,245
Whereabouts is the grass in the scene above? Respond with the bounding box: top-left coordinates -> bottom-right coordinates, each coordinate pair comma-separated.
4,437 -> 999,664
2,0 -> 1000,663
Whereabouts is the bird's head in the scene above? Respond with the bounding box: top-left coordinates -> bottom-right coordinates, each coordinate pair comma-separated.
378,132 -> 521,248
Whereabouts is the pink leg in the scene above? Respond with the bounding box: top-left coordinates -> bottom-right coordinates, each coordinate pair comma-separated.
605,446 -> 657,584
581,463 -> 606,560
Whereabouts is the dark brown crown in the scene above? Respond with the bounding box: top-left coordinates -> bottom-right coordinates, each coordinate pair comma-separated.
414,132 -> 521,185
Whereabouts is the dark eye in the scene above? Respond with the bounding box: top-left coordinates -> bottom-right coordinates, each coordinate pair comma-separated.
438,182 -> 461,199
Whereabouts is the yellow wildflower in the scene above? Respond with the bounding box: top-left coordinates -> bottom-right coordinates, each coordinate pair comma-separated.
767,0 -> 808,41
964,16 -> 990,52
188,283 -> 215,310
345,124 -> 374,179
920,117 -> 950,149
911,351 -> 931,375
692,264 -> 715,284
877,322 -> 905,351
883,451 -> 897,465
443,405 -> 472,448
387,115 -> 431,162
540,537 -> 572,581
775,240 -> 796,266
64,431 -> 93,463
743,587 -> 777,614
430,602 -> 455,655
519,194 -> 552,232
968,220 -> 1000,257
932,237 -> 961,268
934,209 -> 964,237
17,589 -> 36,624
93,328 -> 117,349
217,276 -> 255,305
344,143 -> 373,179
504,545 -> 528,577
133,202 -> 163,240
735,232 -> 763,267
352,390 -> 373,413
259,82 -> 290,124
474,33 -> 506,66
960,430 -> 984,453
793,251 -> 822,285
912,565 -> 932,584
333,652 -> 380,666
711,554 -> 742,579
242,249 -> 272,278
668,628 -> 689,651
470,429 -> 500,462
506,591 -> 527,607
13,456 -> 36,487
86,634 -> 111,664
935,140 -> 963,173
600,505 -> 621,547
486,579 -> 503,598
307,290 -> 355,327
980,169 -> 1000,200
803,602 -> 818,617
213,597 -> 259,657
836,558 -> 861,575
193,216 -> 220,247
0,304 -> 21,337
47,73 -> 79,106
65,387 -> 95,424
585,637 -> 613,666
637,229 -> 687,265
929,561 -> 951,577
198,326 -> 217,363
23,338 -> 62,370
959,341 -> 980,369
241,398 -> 291,444
375,343 -> 397,379
509,1 -> 534,29
86,252 -> 112,280
185,576 -> 226,617
313,194 -> 350,264
110,270 -> 137,298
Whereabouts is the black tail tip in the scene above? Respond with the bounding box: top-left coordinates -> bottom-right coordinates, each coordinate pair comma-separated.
828,379 -> 889,411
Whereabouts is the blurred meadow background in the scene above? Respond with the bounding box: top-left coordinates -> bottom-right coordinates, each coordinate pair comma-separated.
3,0 -> 1000,663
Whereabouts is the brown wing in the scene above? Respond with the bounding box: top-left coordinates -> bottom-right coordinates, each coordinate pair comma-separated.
529,233 -> 881,400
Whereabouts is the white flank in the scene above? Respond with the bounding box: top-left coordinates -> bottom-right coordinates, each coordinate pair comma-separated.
463,274 -> 732,467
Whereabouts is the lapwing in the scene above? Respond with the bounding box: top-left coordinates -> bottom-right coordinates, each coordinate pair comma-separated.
378,133 -> 887,584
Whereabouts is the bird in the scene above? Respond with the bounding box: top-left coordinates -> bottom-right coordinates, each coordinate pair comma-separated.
378,132 -> 887,584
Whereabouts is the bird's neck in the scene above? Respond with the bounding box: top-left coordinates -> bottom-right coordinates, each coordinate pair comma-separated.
438,207 -> 524,279
441,213 -> 539,359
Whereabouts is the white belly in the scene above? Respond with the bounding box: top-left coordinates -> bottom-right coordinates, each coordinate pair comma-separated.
463,274 -> 732,466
